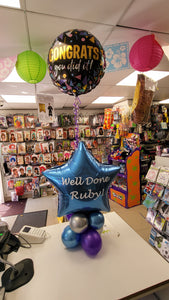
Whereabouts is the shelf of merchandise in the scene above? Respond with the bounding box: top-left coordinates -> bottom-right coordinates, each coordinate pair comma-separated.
0,118 -> 113,201
109,149 -> 141,208
143,157 -> 169,262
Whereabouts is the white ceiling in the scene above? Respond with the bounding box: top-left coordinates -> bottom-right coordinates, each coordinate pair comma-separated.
1,0 -> 169,111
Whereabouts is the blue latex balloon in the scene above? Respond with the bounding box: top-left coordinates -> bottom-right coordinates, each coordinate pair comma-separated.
61,225 -> 80,248
89,211 -> 104,230
43,141 -> 120,217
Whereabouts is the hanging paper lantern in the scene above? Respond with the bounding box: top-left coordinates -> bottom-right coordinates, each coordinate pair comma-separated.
16,50 -> 46,84
0,56 -> 17,82
129,34 -> 163,71
48,29 -> 106,96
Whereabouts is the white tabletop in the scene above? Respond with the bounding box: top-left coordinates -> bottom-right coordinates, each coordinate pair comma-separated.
3,212 -> 169,300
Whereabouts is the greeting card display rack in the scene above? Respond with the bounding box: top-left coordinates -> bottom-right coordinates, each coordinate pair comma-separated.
108,149 -> 141,208
143,162 -> 169,262
0,113 -> 112,201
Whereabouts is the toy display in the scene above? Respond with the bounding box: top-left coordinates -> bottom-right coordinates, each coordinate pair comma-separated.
109,149 -> 141,208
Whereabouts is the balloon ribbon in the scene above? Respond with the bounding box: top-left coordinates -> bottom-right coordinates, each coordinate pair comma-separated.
73,96 -> 81,148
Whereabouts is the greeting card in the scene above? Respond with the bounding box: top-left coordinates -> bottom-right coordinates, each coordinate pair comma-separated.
56,128 -> 63,139
33,166 -> 40,176
162,187 -> 169,204
44,153 -> 51,164
64,151 -> 71,161
16,131 -> 23,142
43,129 -> 51,141
56,142 -> 63,151
70,141 -> 76,150
24,115 -> 35,128
26,165 -> 33,177
41,187 -> 47,197
145,166 -> 160,182
50,129 -> 56,140
23,130 -> 30,141
146,208 -> 157,225
30,129 -> 36,141
13,115 -> 25,128
24,154 -> 31,165
32,177 -> 39,189
153,213 -> 166,232
52,152 -> 58,163
48,141 -> 55,153
41,142 -> 49,153
143,194 -> 158,209
31,154 -> 38,165
90,128 -> 96,138
8,143 -> 17,154
24,179 -> 32,192
165,222 -> 169,236
26,142 -> 34,153
38,153 -> 44,164
19,166 -> 26,177
158,202 -> 169,221
0,115 -> 7,128
63,140 -> 70,150
6,115 -> 14,127
32,187 -> 40,198
36,128 -> 44,141
58,152 -> 64,162
1,144 -> 9,154
7,179 -> 15,190
17,142 -> 26,154
34,142 -> 41,154
39,165 -> 47,174
85,127 -> 90,138
97,126 -> 104,136
156,168 -> 169,186
0,130 -> 8,142
17,155 -> 24,165
9,131 -> 16,142
144,182 -> 155,195
9,155 -> 16,166
151,183 -> 164,198
63,129 -> 67,139
11,167 -> 19,178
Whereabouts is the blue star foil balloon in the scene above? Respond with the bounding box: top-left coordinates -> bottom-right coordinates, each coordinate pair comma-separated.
43,142 -> 120,217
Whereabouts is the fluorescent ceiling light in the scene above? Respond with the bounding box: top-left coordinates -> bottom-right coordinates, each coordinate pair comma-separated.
0,0 -> 20,8
159,99 -> 169,104
3,67 -> 24,83
2,95 -> 36,103
117,71 -> 169,86
92,97 -> 124,104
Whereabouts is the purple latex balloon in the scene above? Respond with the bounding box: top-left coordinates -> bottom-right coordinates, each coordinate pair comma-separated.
81,228 -> 102,256
66,213 -> 73,221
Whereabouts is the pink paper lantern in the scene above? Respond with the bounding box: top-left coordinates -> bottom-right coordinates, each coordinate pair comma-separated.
129,34 -> 163,71
0,56 -> 17,81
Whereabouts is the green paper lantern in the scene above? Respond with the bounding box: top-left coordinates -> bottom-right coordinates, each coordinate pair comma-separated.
16,50 -> 46,84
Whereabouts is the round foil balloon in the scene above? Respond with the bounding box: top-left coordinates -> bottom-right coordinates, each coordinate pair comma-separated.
48,29 -> 106,96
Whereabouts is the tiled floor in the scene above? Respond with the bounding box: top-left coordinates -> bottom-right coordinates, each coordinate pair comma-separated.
1,195 -> 169,299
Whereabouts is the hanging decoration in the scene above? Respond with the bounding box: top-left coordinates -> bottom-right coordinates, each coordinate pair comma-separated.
0,56 -> 17,82
73,96 -> 81,148
47,29 -> 106,96
43,142 -> 120,256
36,96 -> 55,123
129,34 -> 163,71
16,50 -> 46,84
131,74 -> 157,124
